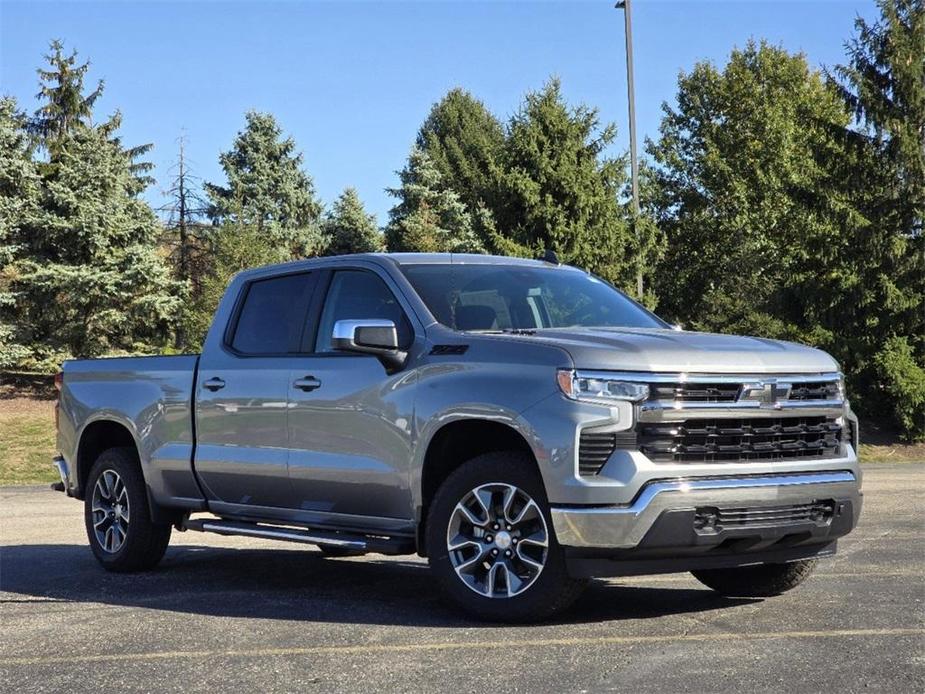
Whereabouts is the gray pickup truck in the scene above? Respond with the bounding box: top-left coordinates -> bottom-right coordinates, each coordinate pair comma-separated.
53,253 -> 862,621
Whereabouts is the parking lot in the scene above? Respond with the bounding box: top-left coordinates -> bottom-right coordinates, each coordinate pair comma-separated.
1,463 -> 923,693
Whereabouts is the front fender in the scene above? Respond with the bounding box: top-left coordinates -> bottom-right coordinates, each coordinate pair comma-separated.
409,355 -> 567,506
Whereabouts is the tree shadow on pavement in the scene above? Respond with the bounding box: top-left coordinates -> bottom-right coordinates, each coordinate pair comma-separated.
0,543 -> 756,627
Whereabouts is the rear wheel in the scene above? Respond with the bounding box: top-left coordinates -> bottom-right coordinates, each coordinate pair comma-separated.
691,559 -> 817,597
84,447 -> 171,572
426,452 -> 586,622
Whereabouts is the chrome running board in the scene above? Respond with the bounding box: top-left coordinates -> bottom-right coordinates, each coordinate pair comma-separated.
181,518 -> 413,555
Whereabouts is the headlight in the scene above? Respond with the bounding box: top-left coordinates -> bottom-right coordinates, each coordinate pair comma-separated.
557,369 -> 650,403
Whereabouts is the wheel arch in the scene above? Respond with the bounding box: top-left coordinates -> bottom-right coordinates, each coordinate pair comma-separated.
416,418 -> 540,555
76,418 -> 138,499
75,418 -> 177,524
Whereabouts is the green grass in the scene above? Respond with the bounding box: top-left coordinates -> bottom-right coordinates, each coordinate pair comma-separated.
0,399 -> 58,486
0,396 -> 921,487
858,442 -> 925,464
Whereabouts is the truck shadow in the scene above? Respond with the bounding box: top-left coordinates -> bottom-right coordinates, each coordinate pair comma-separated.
0,543 -> 757,626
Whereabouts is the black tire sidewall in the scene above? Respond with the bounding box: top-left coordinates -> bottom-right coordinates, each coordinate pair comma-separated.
426,452 -> 584,622
84,447 -> 170,571
691,559 -> 818,597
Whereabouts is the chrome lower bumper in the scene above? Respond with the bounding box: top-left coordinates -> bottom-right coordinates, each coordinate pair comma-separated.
551,471 -> 861,549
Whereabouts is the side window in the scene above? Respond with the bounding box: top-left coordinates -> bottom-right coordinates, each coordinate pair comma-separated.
315,270 -> 412,352
230,273 -> 315,355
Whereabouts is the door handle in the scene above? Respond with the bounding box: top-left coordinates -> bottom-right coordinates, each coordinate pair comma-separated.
203,377 -> 226,392
294,376 -> 322,392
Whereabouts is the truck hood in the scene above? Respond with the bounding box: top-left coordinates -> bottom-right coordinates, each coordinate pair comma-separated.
521,327 -> 839,374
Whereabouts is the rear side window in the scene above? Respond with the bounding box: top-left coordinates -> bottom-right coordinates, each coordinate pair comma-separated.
315,270 -> 412,352
230,273 -> 315,355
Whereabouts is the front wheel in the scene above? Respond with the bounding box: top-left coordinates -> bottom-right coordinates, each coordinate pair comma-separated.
84,447 -> 171,572
691,559 -> 817,597
426,452 -> 587,622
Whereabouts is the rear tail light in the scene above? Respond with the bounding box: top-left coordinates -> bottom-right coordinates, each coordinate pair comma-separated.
54,371 -> 63,430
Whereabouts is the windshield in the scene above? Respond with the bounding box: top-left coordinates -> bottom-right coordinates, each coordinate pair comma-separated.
399,263 -> 668,332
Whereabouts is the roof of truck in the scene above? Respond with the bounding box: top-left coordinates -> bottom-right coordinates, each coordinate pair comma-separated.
233,252 -> 572,282
375,253 -> 553,267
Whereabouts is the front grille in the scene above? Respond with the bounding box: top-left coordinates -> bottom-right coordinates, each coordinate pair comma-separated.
646,377 -> 840,404
694,501 -> 835,531
638,416 -> 843,463
788,381 -> 841,401
649,383 -> 739,403
578,430 -> 637,476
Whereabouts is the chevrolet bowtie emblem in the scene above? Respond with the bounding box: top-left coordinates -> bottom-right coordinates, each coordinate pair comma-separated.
738,379 -> 792,408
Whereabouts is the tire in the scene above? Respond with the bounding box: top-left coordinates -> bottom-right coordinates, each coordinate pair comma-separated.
318,544 -> 366,558
84,447 -> 171,572
426,451 -> 587,622
691,559 -> 817,598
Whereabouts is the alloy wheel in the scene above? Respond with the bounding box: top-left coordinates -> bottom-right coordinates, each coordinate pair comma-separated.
446,482 -> 549,598
91,469 -> 130,553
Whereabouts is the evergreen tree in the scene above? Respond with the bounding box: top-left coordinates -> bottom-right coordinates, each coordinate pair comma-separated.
496,79 -> 642,290
832,0 -> 924,239
205,111 -> 324,256
416,88 -> 505,221
322,188 -> 383,255
9,46 -> 183,366
30,40 -> 104,150
14,115 -> 184,364
829,0 -> 925,438
385,147 -> 484,253
0,98 -> 39,368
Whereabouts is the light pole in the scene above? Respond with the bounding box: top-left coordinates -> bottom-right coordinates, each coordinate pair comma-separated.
615,0 -> 643,298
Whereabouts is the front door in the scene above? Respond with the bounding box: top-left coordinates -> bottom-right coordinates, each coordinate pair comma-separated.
194,270 -> 317,510
287,268 -> 417,521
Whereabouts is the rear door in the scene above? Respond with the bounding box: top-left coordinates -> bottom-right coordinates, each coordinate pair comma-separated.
194,270 -> 318,510
286,267 -> 418,521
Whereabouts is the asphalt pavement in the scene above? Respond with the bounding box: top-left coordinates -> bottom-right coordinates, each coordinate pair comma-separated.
1,463 -> 923,693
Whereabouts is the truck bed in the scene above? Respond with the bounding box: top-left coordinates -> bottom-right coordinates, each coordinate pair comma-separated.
57,354 -> 205,509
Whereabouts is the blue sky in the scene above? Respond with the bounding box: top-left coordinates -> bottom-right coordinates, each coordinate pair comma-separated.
1,0 -> 878,224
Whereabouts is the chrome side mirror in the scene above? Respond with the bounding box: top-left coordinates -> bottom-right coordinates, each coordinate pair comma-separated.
332,319 -> 407,371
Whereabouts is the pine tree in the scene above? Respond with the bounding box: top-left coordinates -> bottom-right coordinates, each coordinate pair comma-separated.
496,79 -> 640,289
10,46 -> 183,366
30,40 -> 104,150
829,0 -> 925,438
385,147 -> 484,253
0,98 -> 39,368
205,111 -> 324,257
832,0 -> 924,239
322,188 -> 383,255
14,116 -> 184,363
416,88 -> 505,221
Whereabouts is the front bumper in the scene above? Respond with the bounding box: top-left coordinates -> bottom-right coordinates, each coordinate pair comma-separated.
551,471 -> 861,550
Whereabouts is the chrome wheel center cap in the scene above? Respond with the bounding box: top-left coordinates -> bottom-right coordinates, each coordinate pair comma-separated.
494,530 -> 512,550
